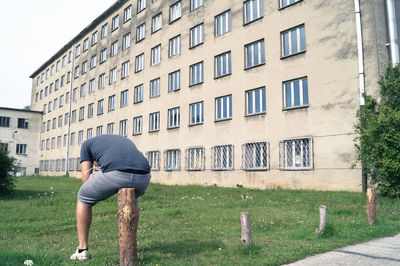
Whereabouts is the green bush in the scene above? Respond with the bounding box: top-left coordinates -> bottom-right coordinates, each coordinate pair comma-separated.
355,65 -> 400,197
0,150 -> 16,195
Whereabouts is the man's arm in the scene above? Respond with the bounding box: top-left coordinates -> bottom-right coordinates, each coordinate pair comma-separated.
81,161 -> 93,183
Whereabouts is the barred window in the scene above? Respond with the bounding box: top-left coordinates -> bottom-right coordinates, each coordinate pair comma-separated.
281,24 -> 306,57
215,10 -> 231,37
279,138 -> 313,170
242,142 -> 269,170
215,51 -> 231,78
56,159 -> 61,172
211,145 -> 233,170
245,39 -> 265,68
133,116 -> 142,135
61,159 -> 66,171
168,107 -> 180,129
190,24 -> 204,48
169,1 -> 182,23
244,0 -> 264,24
190,61 -> 203,86
68,158 -> 75,171
164,149 -> 180,170
169,35 -> 181,57
147,151 -> 160,170
45,160 -> 49,171
50,160 -> 55,171
185,147 -> 205,170
168,70 -> 180,91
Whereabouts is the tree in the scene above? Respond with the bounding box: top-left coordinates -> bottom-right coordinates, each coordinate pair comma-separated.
355,65 -> 400,197
0,150 -> 16,195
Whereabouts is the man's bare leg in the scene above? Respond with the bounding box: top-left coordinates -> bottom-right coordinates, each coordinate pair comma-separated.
76,200 -> 92,249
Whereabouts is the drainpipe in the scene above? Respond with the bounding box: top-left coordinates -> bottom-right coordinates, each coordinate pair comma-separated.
65,46 -> 75,176
386,0 -> 400,66
354,0 -> 365,106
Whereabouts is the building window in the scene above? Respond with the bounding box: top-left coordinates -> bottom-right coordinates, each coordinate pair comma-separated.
68,158 -> 75,171
280,0 -> 302,9
61,75 -> 65,87
137,0 -> 146,13
17,118 -> 29,129
215,95 -> 232,121
96,126 -> 103,136
215,51 -> 231,78
168,107 -> 180,129
90,54 -> 97,69
107,123 -> 114,134
191,0 -> 204,11
54,99 -> 58,110
97,99 -> 104,115
242,142 -> 269,170
56,159 -> 61,171
75,45 -> 81,57
108,95 -> 116,111
16,144 -> 27,155
52,118 -> 56,129
111,41 -> 118,57
64,113 -> 69,125
211,145 -> 233,170
71,110 -> 77,123
152,13 -> 162,33
0,117 -> 10,127
57,136 -> 62,148
168,70 -> 180,92
92,31 -> 98,45
70,133 -> 75,145
56,60 -> 60,71
121,90 -> 128,107
121,61 -> 130,79
79,106 -> 85,121
62,55 -> 67,66
185,147 -> 205,170
67,71 -> 71,83
151,44 -> 161,65
134,84 -> 143,103
55,80 -> 59,91
283,77 -> 309,109
150,78 -> 160,98
99,73 -> 106,89
119,120 -> 128,136
109,67 -> 117,84
87,128 -> 93,139
100,48 -> 107,63
89,78 -> 95,93
78,131 -> 84,144
133,116 -> 142,135
246,87 -> 266,115
245,39 -> 265,69
124,5 -> 132,22
190,101 -> 204,125
169,35 -> 181,57
80,83 -> 86,98
169,1 -> 182,23
46,139 -> 50,149
190,24 -> 204,48
59,95 -> 64,107
244,0 -> 264,24
101,23 -> 108,38
123,32 -> 131,50
112,15 -> 119,31
190,61 -> 204,86
88,103 -> 94,118
48,101 -> 52,113
215,10 -> 231,37
136,23 -> 146,42
149,112 -> 160,132
281,24 -> 306,57
81,61 -> 87,74
164,149 -> 180,170
83,38 -> 89,52
58,115 -> 63,127
280,138 -> 312,170
0,143 -> 8,152
147,151 -> 160,170
74,66 -> 80,78
135,53 -> 144,72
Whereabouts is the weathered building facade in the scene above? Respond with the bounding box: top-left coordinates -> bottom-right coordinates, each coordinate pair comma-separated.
29,0 -> 400,191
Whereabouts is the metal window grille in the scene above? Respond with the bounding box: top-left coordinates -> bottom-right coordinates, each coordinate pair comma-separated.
56,159 -> 61,172
242,142 -> 269,170
45,160 -> 49,171
164,149 -> 180,171
211,145 -> 233,170
68,159 -> 75,171
76,158 -> 81,171
147,151 -> 160,171
185,147 -> 205,171
39,160 -> 44,171
61,159 -> 66,171
279,138 -> 313,170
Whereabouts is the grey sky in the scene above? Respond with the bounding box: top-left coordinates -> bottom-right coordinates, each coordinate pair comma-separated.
0,0 -> 116,109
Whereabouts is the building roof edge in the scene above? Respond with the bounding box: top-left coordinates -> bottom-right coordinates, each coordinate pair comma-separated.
0,106 -> 43,114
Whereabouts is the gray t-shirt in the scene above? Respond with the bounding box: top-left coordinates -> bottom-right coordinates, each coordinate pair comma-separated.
80,135 -> 150,173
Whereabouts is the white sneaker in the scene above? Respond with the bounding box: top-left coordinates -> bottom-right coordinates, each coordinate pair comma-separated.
70,247 -> 90,261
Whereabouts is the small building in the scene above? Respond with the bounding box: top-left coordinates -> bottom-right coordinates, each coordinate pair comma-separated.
0,107 -> 42,176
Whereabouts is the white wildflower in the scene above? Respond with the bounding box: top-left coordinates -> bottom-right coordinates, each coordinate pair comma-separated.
24,260 -> 34,266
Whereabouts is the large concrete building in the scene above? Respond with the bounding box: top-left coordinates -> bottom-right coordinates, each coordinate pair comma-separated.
29,0 -> 400,191
0,107 -> 42,176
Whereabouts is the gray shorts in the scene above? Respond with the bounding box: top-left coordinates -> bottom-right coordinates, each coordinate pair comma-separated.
78,170 -> 151,207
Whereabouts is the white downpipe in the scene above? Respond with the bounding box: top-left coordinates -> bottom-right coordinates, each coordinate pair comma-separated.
65,46 -> 75,175
386,0 -> 400,66
354,0 -> 365,106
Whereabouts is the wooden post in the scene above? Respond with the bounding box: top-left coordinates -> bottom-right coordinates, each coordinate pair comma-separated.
118,188 -> 138,266
366,188 -> 376,225
315,205 -> 327,234
240,212 -> 252,247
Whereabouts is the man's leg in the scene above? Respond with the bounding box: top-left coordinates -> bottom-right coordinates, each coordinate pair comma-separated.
76,200 -> 92,249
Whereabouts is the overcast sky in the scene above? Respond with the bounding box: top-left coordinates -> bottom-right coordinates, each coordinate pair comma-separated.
0,0 -> 116,109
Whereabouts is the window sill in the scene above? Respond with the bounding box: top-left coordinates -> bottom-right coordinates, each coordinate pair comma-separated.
188,122 -> 203,127
134,101 -> 143,104
189,42 -> 204,50
244,62 -> 266,71
215,118 -> 232,123
133,132 -> 142,136
151,28 -> 162,35
167,126 -> 179,130
169,17 -> 181,25
279,0 -> 303,11
281,50 -> 306,60
243,16 -> 264,27
214,73 -> 232,80
283,105 -> 309,111
245,112 -> 266,118
189,81 -> 203,88
280,167 -> 313,171
211,168 -> 234,171
186,168 -> 204,171
168,89 -> 181,93
149,129 -> 160,133
243,168 -> 269,171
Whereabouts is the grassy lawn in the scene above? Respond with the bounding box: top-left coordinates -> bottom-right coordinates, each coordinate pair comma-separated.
1,176 -> 400,265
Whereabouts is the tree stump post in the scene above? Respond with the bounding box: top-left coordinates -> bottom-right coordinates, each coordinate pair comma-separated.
118,188 -> 138,266
240,212 -> 252,247
315,205 -> 327,234
366,188 -> 376,226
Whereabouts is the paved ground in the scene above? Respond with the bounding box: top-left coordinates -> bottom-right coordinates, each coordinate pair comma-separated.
285,233 -> 400,266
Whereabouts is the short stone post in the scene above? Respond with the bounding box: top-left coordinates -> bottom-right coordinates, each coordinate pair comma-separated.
240,212 -> 252,247
366,188 -> 376,225
118,188 -> 138,266
315,205 -> 327,234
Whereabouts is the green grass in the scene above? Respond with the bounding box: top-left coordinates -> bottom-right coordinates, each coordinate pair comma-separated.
1,176 -> 400,265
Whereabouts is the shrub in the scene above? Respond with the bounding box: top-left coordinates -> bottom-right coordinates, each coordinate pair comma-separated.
0,150 -> 16,195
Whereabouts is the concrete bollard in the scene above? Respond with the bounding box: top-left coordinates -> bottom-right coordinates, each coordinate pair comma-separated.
240,212 -> 252,247
118,188 -> 138,266
366,188 -> 376,226
315,205 -> 327,234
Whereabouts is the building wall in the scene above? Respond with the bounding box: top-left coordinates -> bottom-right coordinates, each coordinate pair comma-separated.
0,108 -> 42,176
30,0 -> 391,191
